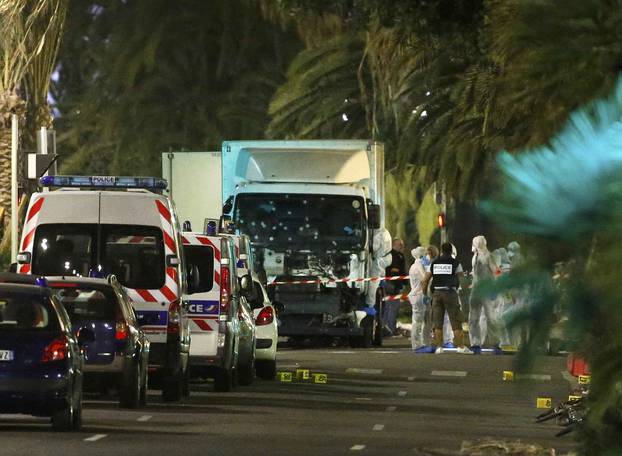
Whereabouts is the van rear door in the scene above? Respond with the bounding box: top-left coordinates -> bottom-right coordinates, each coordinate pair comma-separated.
182,234 -> 220,357
99,192 -> 176,344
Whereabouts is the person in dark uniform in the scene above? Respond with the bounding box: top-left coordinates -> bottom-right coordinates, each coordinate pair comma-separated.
382,238 -> 407,335
421,242 -> 473,354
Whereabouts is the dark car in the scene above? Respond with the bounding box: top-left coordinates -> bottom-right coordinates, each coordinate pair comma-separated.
47,276 -> 150,408
0,283 -> 92,431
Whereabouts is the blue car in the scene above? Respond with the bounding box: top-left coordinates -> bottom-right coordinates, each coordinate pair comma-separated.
0,282 -> 93,431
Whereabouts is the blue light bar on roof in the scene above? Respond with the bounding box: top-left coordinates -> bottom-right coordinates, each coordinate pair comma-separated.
40,175 -> 168,190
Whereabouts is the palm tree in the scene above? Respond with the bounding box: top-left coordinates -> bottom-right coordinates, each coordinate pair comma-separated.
0,0 -> 68,264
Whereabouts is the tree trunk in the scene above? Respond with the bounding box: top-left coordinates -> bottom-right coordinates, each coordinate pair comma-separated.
0,91 -> 26,267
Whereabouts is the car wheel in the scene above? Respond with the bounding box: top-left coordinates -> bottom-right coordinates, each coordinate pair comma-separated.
72,389 -> 83,431
162,369 -> 184,402
256,360 -> 277,380
51,392 -> 75,432
139,368 -> 148,406
181,364 -> 190,399
120,361 -> 141,408
238,352 -> 255,386
213,368 -> 234,392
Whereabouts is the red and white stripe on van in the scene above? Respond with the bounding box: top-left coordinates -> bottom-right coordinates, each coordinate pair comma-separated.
18,196 -> 46,274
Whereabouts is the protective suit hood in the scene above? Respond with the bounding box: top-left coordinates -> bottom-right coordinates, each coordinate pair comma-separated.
411,246 -> 426,260
507,241 -> 520,258
472,235 -> 488,254
373,229 -> 392,257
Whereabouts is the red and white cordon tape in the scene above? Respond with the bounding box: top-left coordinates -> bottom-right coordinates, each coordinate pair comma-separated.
382,293 -> 410,302
269,275 -> 409,286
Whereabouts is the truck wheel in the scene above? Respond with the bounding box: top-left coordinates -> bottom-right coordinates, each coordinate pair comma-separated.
372,292 -> 384,347
256,360 -> 277,380
350,316 -> 374,348
214,368 -> 234,392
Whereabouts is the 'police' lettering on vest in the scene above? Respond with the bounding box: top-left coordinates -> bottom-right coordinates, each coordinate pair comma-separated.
433,264 -> 453,275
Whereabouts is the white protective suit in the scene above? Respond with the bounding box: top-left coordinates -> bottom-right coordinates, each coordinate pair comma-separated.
468,235 -> 502,347
409,246 -> 429,349
507,241 -> 527,347
442,244 -> 459,345
492,248 -> 512,347
366,229 -> 393,308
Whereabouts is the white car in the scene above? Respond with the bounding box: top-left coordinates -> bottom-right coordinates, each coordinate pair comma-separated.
250,280 -> 278,380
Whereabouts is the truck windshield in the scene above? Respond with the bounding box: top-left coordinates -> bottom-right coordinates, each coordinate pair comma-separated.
32,224 -> 165,290
234,194 -> 366,250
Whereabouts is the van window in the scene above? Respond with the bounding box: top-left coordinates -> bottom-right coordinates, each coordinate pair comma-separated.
33,224 -> 97,277
101,226 -> 165,290
32,224 -> 166,290
183,245 -> 214,293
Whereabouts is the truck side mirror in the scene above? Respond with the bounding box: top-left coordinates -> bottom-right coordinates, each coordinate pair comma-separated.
182,220 -> 192,232
367,204 -> 381,229
222,196 -> 233,214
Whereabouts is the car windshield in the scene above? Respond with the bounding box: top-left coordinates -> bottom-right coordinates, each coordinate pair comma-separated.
32,224 -> 165,290
52,287 -> 118,322
0,292 -> 60,332
234,194 -> 366,250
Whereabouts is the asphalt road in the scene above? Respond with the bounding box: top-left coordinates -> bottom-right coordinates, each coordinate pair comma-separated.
0,338 -> 578,455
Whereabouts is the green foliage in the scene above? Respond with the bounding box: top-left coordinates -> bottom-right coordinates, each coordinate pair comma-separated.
487,76 -> 622,453
54,0 -> 301,175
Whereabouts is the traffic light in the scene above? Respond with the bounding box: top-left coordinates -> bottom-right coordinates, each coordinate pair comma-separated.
437,213 -> 446,228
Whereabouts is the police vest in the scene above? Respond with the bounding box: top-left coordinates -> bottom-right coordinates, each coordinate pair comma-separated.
431,256 -> 460,290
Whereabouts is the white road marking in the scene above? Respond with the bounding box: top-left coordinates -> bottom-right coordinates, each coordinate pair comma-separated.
84,434 -> 107,442
346,368 -> 383,375
374,350 -> 400,354
373,424 -> 385,431
516,374 -> 551,381
137,415 -> 152,422
330,351 -> 356,354
431,370 -> 467,377
386,406 -> 397,412
398,391 -> 407,397
407,376 -> 415,381
355,397 -> 372,401
350,445 -> 366,451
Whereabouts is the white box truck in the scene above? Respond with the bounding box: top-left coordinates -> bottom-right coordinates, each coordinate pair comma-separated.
163,141 -> 387,347
161,151 -> 222,231
221,140 -> 386,347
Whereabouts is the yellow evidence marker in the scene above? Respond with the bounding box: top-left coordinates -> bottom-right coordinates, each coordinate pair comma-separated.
313,373 -> 328,384
296,369 -> 310,381
568,395 -> 582,401
536,398 -> 552,409
502,371 -> 514,381
277,372 -> 293,382
578,375 -> 591,385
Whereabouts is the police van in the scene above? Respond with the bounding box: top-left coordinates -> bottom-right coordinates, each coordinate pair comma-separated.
16,176 -> 191,401
182,230 -> 256,390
